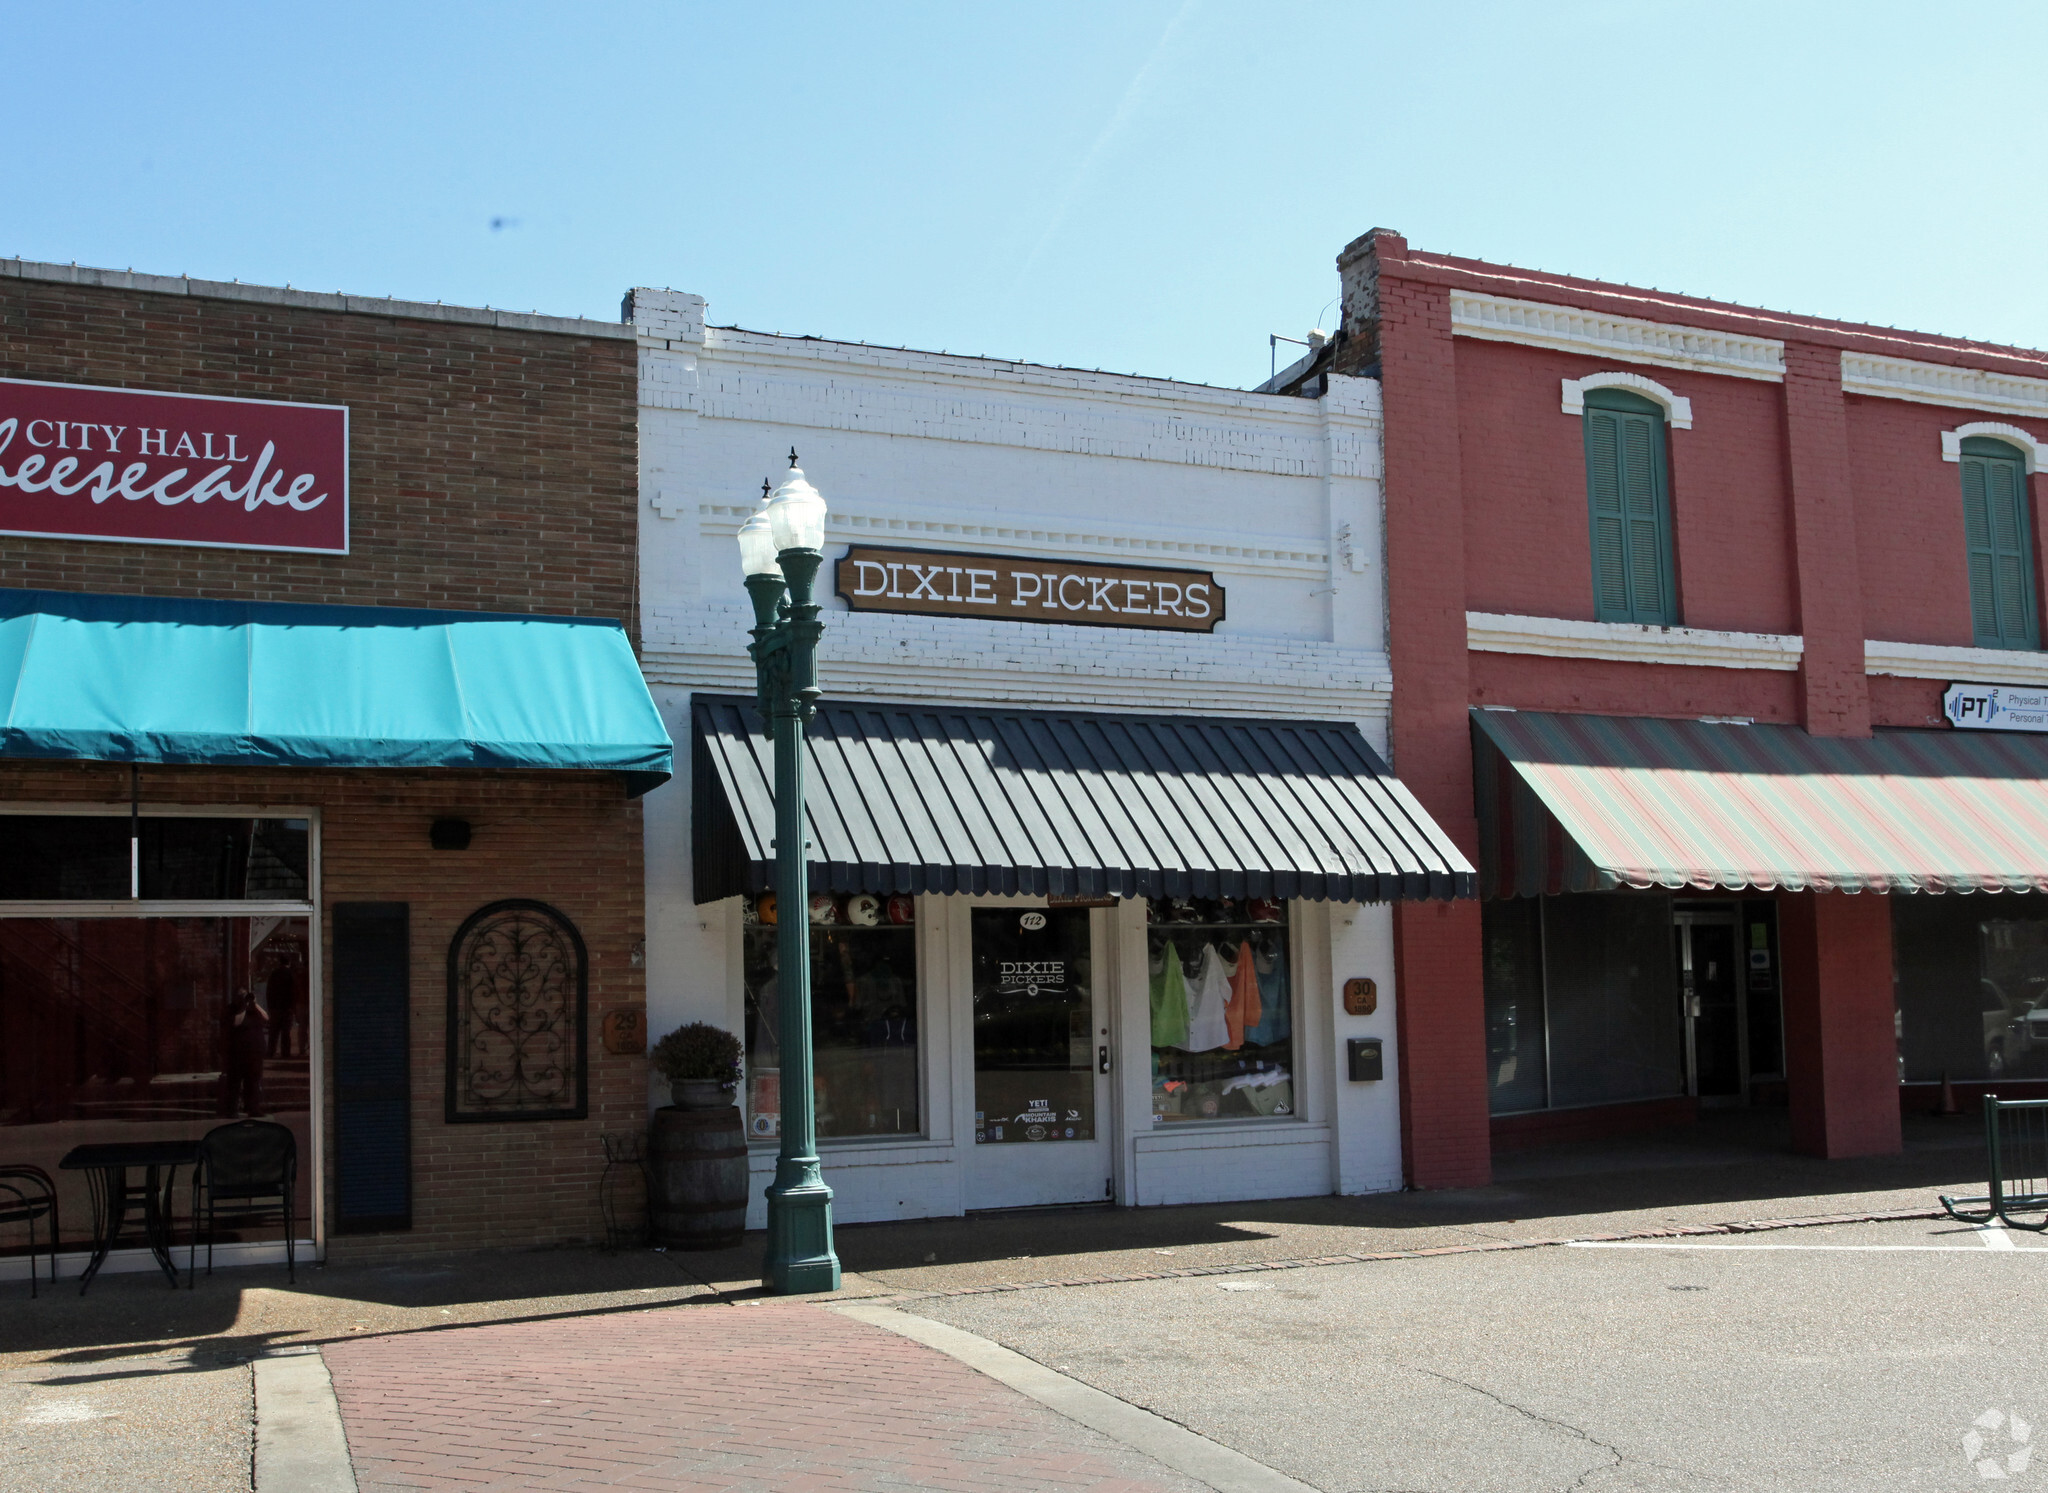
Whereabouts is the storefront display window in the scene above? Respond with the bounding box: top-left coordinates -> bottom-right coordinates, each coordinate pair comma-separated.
1482,899 -> 1547,1113
1543,893 -> 1682,1108
1148,897 -> 1292,1123
0,813 -> 319,1257
742,892 -> 919,1142
1895,898 -> 2048,1082
0,914 -> 316,1249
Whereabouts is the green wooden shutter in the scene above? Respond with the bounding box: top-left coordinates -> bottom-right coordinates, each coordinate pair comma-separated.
1960,438 -> 2038,650
1583,390 -> 1676,624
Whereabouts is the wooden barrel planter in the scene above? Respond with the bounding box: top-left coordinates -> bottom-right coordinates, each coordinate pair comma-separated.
646,1105 -> 749,1249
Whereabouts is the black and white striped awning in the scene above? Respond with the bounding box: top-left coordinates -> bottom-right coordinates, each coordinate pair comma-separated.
690,695 -> 1472,904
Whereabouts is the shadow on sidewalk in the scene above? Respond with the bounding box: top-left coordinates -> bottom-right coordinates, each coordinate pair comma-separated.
3,1107 -> 1988,1365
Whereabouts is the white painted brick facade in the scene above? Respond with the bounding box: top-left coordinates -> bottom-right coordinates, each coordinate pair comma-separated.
632,290 -> 1404,1223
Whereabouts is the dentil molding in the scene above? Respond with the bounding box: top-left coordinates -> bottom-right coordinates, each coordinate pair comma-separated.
1842,354 -> 2048,418
1449,293 -> 1786,382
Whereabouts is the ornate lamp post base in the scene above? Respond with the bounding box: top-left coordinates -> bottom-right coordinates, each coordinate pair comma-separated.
763,1163 -> 840,1293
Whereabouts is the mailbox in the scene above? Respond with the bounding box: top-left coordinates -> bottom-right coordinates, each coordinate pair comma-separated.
1346,1037 -> 1383,1082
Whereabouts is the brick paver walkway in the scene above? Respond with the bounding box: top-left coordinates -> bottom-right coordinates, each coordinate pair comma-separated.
322,1300 -> 1208,1491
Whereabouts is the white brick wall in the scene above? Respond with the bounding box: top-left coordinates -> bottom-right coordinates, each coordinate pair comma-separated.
634,292 -> 1404,1221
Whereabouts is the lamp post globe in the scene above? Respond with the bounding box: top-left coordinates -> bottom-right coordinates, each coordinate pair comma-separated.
736,505 -> 782,580
765,465 -> 829,555
738,451 -> 840,1295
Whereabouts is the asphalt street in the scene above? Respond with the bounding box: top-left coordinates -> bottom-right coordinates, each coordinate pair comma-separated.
906,1215 -> 2048,1493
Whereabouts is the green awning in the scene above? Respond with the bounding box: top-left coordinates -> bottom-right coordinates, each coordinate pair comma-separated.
1474,708 -> 2048,896
0,588 -> 672,794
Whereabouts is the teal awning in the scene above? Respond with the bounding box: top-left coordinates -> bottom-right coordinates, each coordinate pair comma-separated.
0,589 -> 672,794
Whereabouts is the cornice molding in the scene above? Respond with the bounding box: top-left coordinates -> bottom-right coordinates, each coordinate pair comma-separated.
1842,353 -> 2048,417
634,327 -> 1381,482
1467,612 -> 1803,670
1941,422 -> 2047,473
1449,293 -> 1786,382
1866,638 -> 2048,687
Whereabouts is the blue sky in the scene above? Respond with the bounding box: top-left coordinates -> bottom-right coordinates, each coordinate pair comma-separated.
4,2 -> 2044,389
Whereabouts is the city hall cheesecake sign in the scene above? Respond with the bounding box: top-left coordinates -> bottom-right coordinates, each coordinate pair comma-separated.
836,544 -> 1224,633
0,378 -> 348,553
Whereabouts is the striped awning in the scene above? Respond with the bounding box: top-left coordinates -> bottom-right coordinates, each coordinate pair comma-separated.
1474,708 -> 2048,897
692,695 -> 1473,903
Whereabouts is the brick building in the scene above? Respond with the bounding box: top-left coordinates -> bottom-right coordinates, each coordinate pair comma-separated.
631,289 -> 1468,1222
0,260 -> 670,1278
1282,229 -> 2048,1185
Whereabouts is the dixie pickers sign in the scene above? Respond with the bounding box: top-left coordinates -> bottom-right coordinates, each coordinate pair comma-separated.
834,544 -> 1224,633
0,378 -> 349,554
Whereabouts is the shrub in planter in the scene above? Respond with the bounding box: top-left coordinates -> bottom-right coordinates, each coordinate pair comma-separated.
650,1022 -> 744,1109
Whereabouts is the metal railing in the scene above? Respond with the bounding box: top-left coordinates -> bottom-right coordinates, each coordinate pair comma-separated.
1941,1096 -> 2048,1232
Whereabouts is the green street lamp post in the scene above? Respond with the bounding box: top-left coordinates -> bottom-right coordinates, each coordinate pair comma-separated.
738,453 -> 841,1295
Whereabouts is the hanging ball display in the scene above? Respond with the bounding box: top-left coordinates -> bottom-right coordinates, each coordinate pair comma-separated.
846,893 -> 882,926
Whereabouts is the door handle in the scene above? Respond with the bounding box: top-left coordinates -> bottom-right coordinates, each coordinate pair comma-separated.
1098,1045 -> 1112,1074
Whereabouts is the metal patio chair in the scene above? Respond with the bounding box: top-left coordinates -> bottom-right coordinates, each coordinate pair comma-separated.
188,1120 -> 298,1286
1940,1096 -> 2048,1231
0,1165 -> 60,1297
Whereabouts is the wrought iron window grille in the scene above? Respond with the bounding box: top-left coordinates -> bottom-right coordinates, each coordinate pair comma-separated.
445,898 -> 589,1123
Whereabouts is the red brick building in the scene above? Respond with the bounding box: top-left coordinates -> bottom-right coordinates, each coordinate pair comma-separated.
1300,230 -> 2048,1185
0,260 -> 669,1276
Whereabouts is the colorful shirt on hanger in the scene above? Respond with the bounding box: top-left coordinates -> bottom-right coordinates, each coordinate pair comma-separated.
1149,940 -> 1191,1049
1246,941 -> 1290,1046
1186,943 -> 1232,1052
1224,943 -> 1263,1050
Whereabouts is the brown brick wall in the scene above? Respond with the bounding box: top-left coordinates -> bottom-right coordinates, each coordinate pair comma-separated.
0,277 -> 638,633
0,759 -> 648,1257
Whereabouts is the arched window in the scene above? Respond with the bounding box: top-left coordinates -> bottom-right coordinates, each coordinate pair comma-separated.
445,899 -> 589,1122
1581,387 -> 1677,625
1959,436 -> 2038,650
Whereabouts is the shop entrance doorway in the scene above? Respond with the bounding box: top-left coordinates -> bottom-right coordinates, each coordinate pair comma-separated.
963,904 -> 1112,1210
1675,909 -> 1745,1103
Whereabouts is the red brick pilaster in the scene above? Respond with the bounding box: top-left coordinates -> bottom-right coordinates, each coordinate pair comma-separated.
1781,341 -> 1870,737
1779,344 -> 1897,1156
1343,229 -> 1491,1188
1777,890 -> 1901,1158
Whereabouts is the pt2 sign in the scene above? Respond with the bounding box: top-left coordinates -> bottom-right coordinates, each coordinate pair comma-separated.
1944,682 -> 2048,733
0,378 -> 348,554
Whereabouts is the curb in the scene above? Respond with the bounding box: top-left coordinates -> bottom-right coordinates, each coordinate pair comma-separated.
821,1204 -> 1948,1305
832,1299 -> 1320,1493
252,1346 -> 357,1493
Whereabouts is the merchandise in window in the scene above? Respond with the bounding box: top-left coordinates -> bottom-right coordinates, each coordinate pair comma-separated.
742,890 -> 919,1142
1148,897 -> 1292,1123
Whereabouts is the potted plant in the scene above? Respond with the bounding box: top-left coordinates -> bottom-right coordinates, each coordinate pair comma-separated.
650,1021 -> 744,1110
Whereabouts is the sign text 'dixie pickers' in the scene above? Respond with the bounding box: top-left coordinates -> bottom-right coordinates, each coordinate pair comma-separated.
834,544 -> 1223,633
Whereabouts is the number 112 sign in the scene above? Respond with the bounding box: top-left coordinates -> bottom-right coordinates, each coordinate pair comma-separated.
0,377 -> 349,554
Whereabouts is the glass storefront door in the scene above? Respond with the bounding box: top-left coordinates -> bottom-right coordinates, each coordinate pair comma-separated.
1676,910 -> 1745,1101
965,905 -> 1111,1209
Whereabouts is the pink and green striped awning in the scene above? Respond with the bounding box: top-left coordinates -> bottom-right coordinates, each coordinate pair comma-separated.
1472,708 -> 2048,897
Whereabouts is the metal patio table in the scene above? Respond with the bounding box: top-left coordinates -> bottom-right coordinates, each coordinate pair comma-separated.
58,1139 -> 202,1293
